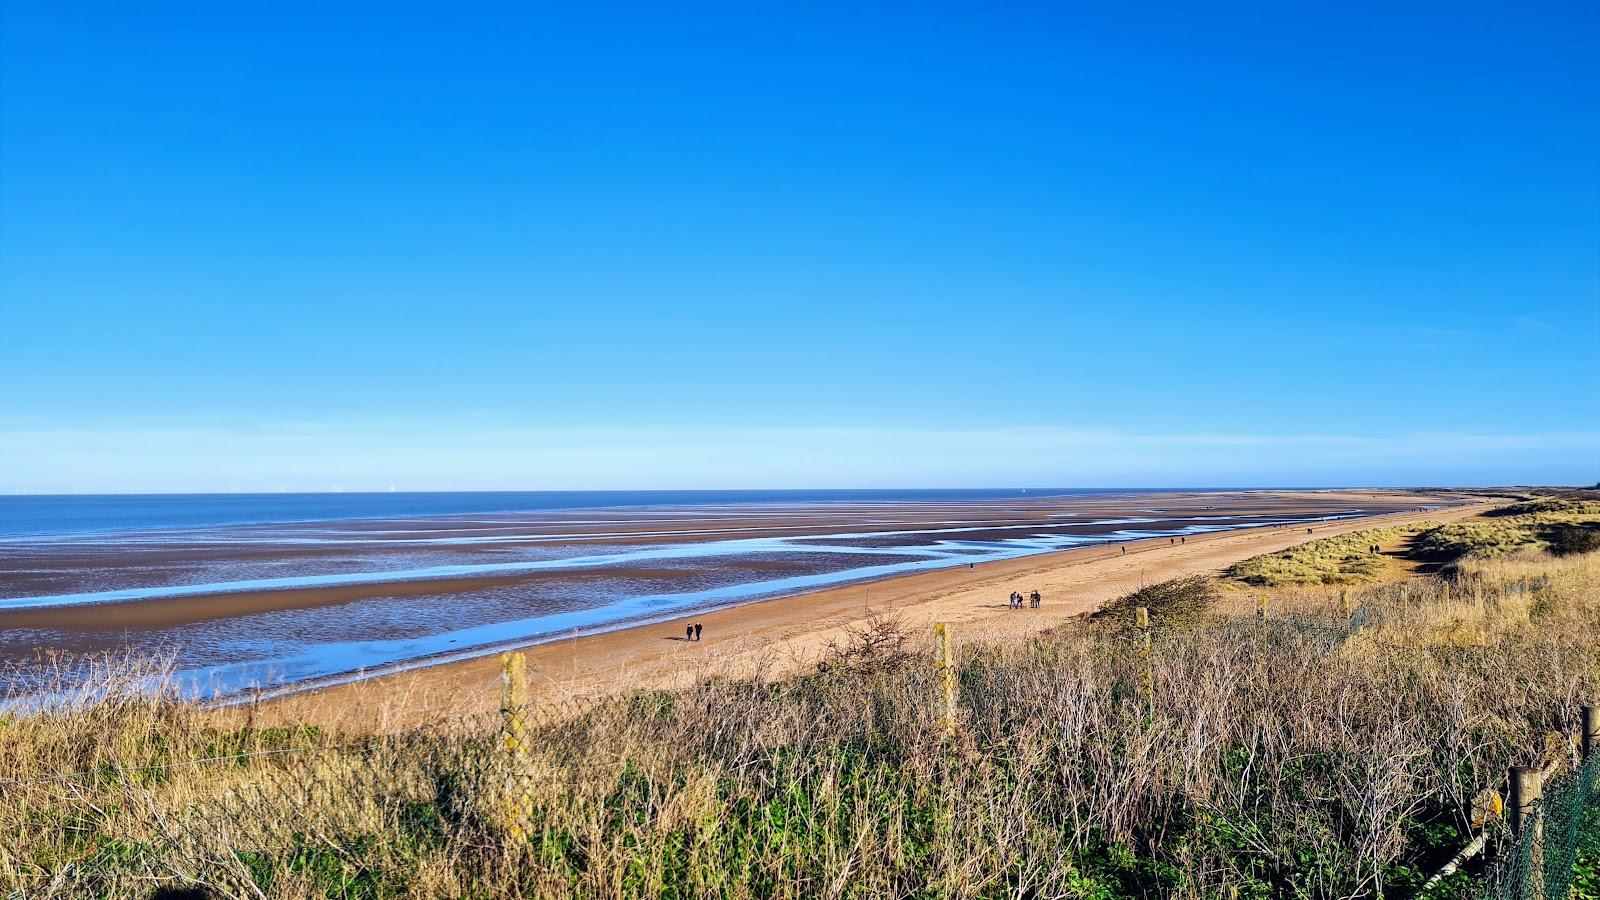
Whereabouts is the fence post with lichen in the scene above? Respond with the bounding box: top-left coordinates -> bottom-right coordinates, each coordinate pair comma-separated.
500,651 -> 534,838
934,623 -> 957,739
1136,606 -> 1154,714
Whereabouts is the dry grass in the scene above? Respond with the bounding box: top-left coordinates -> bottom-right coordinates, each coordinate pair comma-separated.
4,552 -> 1600,898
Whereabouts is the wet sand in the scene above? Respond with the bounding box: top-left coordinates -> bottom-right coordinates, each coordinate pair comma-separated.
251,492 -> 1491,731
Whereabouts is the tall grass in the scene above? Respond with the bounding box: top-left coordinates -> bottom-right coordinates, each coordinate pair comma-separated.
3,552 -> 1599,898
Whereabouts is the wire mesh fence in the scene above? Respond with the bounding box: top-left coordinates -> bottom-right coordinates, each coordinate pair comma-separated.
1480,750 -> 1600,900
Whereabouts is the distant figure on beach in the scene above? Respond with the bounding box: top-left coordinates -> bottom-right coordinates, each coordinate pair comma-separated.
1121,545 -> 1126,555
1029,590 -> 1041,608
1307,527 -> 1313,535
693,623 -> 703,641
1180,536 -> 1185,544
686,624 -> 694,641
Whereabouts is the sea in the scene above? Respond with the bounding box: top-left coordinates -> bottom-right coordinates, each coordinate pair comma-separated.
0,488 -> 1130,539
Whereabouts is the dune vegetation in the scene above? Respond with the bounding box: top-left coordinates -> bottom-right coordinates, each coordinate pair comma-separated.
5,535 -> 1600,897
1224,524 -> 1426,586
1226,497 -> 1600,588
1414,499 -> 1600,562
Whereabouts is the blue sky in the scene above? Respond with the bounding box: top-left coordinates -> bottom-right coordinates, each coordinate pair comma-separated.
2,1 -> 1596,492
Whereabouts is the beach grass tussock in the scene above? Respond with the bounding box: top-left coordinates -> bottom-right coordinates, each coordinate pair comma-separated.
4,549 -> 1600,898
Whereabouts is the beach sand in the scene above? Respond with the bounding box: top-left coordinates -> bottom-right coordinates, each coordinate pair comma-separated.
251,491 -> 1491,731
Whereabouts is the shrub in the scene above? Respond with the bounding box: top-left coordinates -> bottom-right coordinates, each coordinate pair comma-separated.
1545,523 -> 1600,557
1091,575 -> 1219,626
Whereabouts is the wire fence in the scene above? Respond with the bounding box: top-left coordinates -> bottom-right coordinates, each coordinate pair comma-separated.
1479,750 -> 1600,900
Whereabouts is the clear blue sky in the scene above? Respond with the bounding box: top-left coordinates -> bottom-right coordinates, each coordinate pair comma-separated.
2,2 -> 1596,492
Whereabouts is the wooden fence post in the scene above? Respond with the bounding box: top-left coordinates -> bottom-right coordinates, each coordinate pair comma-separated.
1583,706 -> 1600,760
1510,762 -> 1545,892
1510,765 -> 1541,837
1136,606 -> 1154,714
934,623 -> 957,738
1255,595 -> 1270,665
500,651 -> 533,838
1511,763 -> 1546,894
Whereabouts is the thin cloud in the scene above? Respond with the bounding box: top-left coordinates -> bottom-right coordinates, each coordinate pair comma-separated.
1,421 -> 1595,494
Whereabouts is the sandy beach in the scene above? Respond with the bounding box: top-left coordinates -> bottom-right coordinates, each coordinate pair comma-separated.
254,491 -> 1490,730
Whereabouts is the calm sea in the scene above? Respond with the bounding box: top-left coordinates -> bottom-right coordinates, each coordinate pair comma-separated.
0,489 -> 1151,538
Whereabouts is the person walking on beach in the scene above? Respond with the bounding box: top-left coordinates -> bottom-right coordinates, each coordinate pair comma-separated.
693,623 -> 703,641
686,624 -> 694,641
1029,590 -> 1041,608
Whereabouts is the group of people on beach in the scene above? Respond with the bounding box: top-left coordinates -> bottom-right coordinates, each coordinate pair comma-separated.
684,622 -> 703,641
1007,590 -> 1041,609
